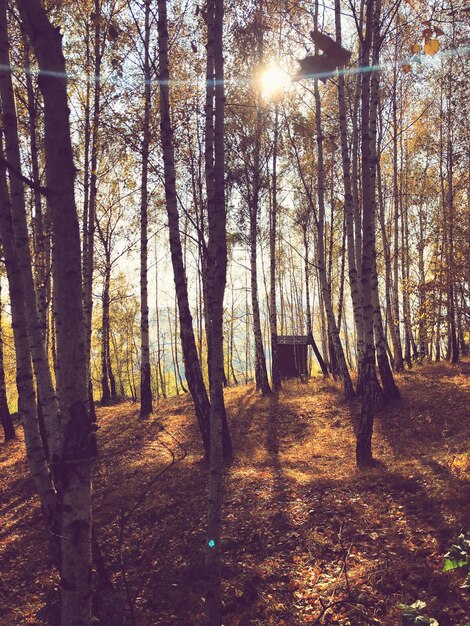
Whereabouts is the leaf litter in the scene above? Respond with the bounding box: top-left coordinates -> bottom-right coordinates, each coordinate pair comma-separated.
0,360 -> 469,625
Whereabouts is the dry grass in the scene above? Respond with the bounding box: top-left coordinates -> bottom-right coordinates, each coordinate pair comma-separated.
0,360 -> 469,625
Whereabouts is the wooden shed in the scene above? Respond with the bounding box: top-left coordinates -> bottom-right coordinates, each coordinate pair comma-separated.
277,335 -> 309,379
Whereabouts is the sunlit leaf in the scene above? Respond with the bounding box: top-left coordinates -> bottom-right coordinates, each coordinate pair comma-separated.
410,600 -> 427,611
424,39 -> 440,55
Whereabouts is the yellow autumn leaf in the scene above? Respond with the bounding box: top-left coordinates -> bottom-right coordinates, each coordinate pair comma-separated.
424,39 -> 440,55
411,44 -> 421,54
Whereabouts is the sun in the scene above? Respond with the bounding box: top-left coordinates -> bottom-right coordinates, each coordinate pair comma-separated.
259,64 -> 291,98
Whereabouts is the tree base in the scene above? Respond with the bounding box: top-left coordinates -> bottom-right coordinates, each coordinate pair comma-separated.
356,454 -> 382,469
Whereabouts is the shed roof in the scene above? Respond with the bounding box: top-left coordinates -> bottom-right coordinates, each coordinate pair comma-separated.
278,335 -> 309,345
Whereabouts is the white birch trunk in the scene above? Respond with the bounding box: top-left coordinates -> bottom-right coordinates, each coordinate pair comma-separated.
0,0 -> 60,460
17,2 -> 97,622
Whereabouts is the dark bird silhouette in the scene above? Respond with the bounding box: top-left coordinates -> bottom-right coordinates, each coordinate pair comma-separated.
295,30 -> 352,83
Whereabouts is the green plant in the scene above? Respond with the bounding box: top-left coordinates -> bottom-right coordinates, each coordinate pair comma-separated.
443,534 -> 470,588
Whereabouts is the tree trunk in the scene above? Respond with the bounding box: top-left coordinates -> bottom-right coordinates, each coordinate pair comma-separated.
83,0 -> 102,422
303,227 -> 329,376
107,328 -> 116,399
336,212 -> 347,333
229,280 -> 238,386
400,131 -> 412,368
22,31 -> 50,340
417,214 -> 428,361
356,0 -> 381,466
101,261 -> 111,405
155,256 -> 166,399
372,279 -> 400,401
377,136 -> 397,369
204,1 -> 229,622
269,104 -> 282,392
201,0 -> 232,462
139,0 -> 153,417
351,3 -> 363,293
313,13 -> 354,399
335,0 -> 365,386
17,2 -> 97,622
173,297 -> 188,393
0,280 -> 14,441
250,104 -> 271,394
0,146 -> 60,561
157,0 -> 224,458
390,47 -> 404,372
369,35 -> 399,403
167,306 -> 180,395
0,0 -> 60,459
445,66 -> 458,363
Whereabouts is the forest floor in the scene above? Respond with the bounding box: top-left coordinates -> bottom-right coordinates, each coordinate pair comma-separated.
1,360 -> 469,626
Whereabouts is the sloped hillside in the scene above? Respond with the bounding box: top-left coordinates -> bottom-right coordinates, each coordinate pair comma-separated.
1,361 -> 469,625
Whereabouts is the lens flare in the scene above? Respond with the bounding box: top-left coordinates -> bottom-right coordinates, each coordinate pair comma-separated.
259,65 -> 291,98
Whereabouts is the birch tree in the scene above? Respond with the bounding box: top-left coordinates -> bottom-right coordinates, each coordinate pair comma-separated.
313,0 -> 354,400
17,1 -> 97,623
0,0 -> 60,459
0,281 -> 14,441
139,0 -> 153,417
0,135 -> 60,562
356,0 -> 385,465
204,0 -> 229,621
157,0 -> 233,458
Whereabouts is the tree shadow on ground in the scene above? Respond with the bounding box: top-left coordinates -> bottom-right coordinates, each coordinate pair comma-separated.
1,364 -> 469,625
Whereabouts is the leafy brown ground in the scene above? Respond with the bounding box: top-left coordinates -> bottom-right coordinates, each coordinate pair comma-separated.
1,360 -> 469,625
